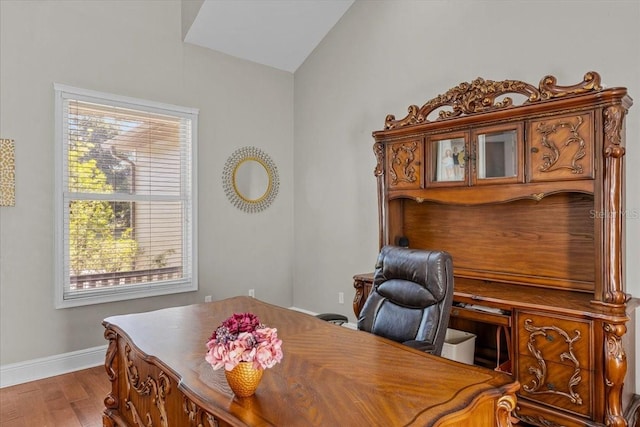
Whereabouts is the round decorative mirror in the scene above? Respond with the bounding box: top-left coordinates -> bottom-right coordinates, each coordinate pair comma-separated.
222,147 -> 279,213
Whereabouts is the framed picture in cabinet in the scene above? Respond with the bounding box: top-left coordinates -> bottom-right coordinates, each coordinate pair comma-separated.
433,137 -> 465,183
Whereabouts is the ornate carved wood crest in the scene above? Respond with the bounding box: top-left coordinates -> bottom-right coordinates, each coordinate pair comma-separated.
384,72 -> 602,129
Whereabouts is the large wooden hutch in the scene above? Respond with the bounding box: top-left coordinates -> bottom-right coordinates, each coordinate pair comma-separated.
353,72 -> 639,426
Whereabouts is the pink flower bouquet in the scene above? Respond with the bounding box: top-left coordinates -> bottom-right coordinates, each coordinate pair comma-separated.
205,312 -> 283,371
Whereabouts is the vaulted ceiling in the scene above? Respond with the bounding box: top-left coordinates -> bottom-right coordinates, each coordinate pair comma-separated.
184,0 -> 355,73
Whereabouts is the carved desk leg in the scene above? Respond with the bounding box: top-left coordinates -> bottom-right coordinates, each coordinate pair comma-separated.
103,327 -> 119,426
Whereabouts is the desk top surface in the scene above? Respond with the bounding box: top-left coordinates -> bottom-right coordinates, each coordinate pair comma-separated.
103,296 -> 518,426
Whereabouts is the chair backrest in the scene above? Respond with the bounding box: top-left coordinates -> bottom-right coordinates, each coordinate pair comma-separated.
357,245 -> 454,356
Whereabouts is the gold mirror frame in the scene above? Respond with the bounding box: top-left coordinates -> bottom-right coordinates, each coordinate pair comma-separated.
222,146 -> 279,213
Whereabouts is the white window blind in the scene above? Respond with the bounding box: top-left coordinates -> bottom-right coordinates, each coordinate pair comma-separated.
54,84 -> 198,307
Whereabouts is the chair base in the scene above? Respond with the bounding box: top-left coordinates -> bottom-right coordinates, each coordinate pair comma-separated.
316,313 -> 348,325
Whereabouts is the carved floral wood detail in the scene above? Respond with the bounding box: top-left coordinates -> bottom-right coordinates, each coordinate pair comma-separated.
539,71 -> 602,99
603,105 -> 627,307
384,72 -> 602,129
183,396 -> 220,427
103,329 -> 119,412
496,394 -> 519,427
373,142 -> 385,177
604,322 -> 627,427
536,115 -> 586,174
388,141 -> 419,185
124,343 -> 171,427
523,319 -> 583,405
352,275 -> 371,317
604,105 -> 625,150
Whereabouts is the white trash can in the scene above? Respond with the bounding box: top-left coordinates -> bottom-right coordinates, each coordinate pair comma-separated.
441,328 -> 476,365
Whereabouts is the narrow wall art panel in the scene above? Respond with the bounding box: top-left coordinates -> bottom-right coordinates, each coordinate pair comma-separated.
0,138 -> 16,206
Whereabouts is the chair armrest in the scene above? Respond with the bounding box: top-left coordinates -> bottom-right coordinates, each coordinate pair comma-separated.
403,340 -> 436,354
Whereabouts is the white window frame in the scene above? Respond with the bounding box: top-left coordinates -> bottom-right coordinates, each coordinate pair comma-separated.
54,84 -> 198,308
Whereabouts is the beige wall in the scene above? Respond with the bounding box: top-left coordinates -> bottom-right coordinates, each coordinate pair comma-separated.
0,0 -> 294,364
293,0 -> 640,386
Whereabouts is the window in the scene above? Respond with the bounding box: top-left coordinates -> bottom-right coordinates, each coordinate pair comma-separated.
54,84 -> 198,308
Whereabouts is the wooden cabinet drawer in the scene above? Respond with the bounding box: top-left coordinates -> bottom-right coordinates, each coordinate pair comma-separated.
515,311 -> 594,418
527,111 -> 594,182
516,312 -> 592,369
516,354 -> 592,418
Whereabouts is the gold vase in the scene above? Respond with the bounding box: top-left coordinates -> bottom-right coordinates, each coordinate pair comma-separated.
224,362 -> 263,397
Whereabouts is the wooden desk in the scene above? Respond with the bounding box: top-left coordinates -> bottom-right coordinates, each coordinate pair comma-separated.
102,296 -> 519,426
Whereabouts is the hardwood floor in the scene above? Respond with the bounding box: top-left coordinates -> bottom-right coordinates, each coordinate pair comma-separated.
0,366 -> 109,427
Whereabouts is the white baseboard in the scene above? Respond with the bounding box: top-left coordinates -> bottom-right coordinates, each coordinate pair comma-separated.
287,305 -> 319,315
0,345 -> 107,388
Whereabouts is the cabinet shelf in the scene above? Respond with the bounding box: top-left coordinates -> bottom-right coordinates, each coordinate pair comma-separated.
386,179 -> 594,205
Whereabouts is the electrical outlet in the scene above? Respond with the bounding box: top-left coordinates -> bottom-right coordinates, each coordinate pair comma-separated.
204,295 -> 212,302
248,289 -> 255,298
338,292 -> 344,304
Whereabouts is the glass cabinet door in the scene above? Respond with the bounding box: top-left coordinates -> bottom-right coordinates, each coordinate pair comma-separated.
428,133 -> 468,186
472,124 -> 524,185
426,125 -> 523,188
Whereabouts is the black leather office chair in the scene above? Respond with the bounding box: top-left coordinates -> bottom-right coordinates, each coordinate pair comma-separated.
357,245 -> 454,356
